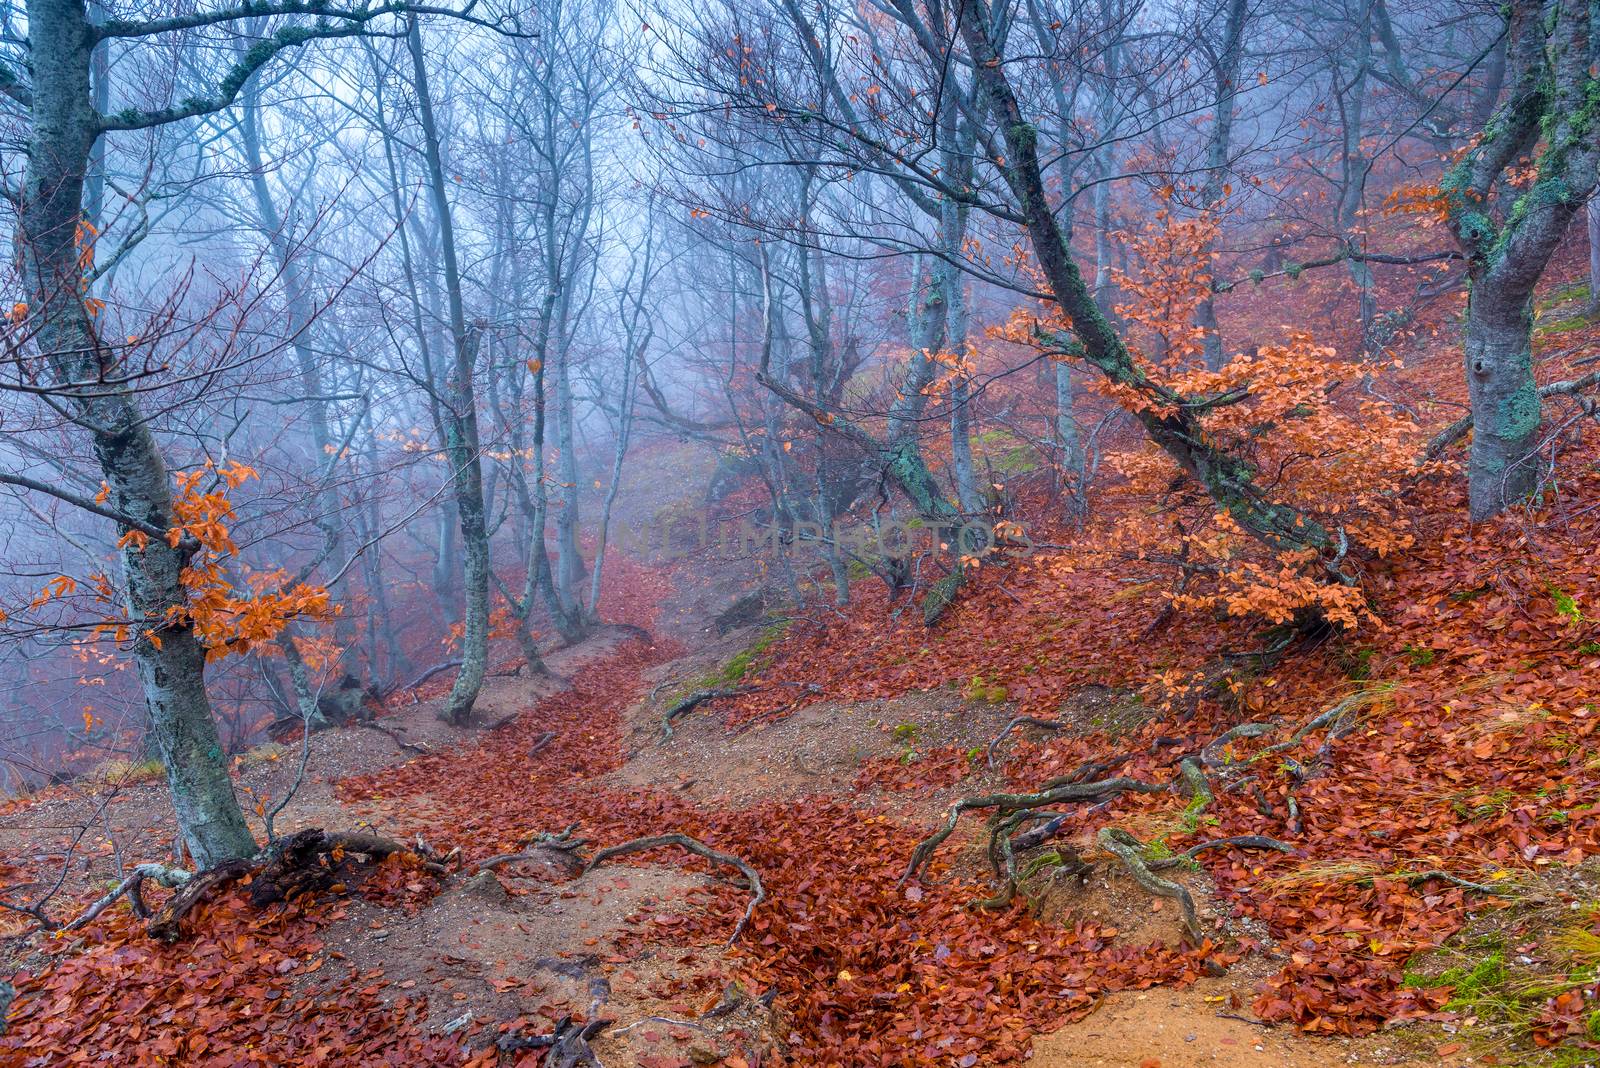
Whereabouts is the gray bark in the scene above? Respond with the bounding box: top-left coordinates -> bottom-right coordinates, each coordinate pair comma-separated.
1441,0 -> 1600,518
1588,194 -> 1600,316
1195,0 -> 1249,370
17,0 -> 256,867
407,16 -> 491,722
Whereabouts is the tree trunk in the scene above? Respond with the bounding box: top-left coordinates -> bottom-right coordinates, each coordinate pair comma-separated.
407,16 -> 490,724
19,0 -> 255,867
1587,193 -> 1600,316
1196,0 -> 1249,370
945,230 -> 981,514
552,331 -> 587,603
1462,288 -> 1541,519
960,0 -> 1334,557
238,85 -> 361,672
1440,0 -> 1600,518
1055,362 -> 1085,520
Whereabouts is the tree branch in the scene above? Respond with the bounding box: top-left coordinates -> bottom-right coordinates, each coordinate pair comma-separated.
0,471 -> 173,542
97,1 -> 492,40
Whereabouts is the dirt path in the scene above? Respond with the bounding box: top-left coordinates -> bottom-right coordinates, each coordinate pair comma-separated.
2,583 -> 1472,1067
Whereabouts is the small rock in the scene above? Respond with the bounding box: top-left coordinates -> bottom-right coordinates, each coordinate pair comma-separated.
459,870 -> 509,902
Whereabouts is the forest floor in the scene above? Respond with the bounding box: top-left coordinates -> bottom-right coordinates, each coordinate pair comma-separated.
7,274 -> 1600,1064
0,564 -> 1488,1067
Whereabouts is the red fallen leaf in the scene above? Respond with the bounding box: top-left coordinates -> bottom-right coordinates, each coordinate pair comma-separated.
1436,1042 -> 1464,1055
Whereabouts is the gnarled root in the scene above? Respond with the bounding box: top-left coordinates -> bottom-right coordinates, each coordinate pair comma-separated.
475,824 -> 587,877
148,828 -> 423,942
902,777 -> 1168,886
148,859 -> 257,941
985,715 -> 1075,768
661,688 -> 752,740
584,833 -> 764,945
1096,827 -> 1203,943
498,1014 -> 612,1066
63,863 -> 193,932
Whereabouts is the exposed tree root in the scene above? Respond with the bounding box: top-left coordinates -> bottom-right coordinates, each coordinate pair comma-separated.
1147,836 -> 1294,870
1390,868 -> 1519,896
661,688 -> 752,740
583,833 -> 764,945
604,622 -> 655,643
985,715 -> 1075,769
1198,721 -> 1278,767
64,863 -> 194,931
1176,758 -> 1213,804
474,825 -> 587,876
147,859 -> 257,941
1252,690 -> 1369,763
497,1014 -> 613,1065
1096,827 -> 1203,942
147,829 -> 424,942
902,776 -> 1169,885
903,705 -> 1322,931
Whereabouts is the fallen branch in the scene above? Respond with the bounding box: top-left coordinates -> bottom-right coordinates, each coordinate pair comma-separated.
584,833 -> 764,945
386,659 -> 461,699
359,720 -> 430,755
528,730 -> 557,757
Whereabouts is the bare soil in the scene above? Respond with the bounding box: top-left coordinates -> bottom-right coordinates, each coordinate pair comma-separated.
0,603 -> 1473,1068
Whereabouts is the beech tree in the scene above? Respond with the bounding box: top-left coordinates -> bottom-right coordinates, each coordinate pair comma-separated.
1439,0 -> 1600,519
0,0 -> 510,864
